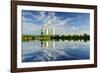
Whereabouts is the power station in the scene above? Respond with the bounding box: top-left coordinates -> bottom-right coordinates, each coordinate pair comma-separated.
41,26 -> 55,35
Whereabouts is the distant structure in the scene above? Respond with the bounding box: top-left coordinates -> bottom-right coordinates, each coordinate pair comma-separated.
41,25 -> 55,35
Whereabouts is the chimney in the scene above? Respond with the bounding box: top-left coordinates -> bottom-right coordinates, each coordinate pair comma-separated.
53,28 -> 55,35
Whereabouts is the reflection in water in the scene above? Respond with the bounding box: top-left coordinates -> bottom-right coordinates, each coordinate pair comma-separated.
41,41 -> 55,48
21,10 -> 90,62
22,40 -> 90,62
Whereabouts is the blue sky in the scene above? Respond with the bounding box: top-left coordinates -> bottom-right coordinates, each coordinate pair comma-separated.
22,10 -> 90,35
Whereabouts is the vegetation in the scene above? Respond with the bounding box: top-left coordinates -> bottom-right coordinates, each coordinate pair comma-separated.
22,34 -> 90,42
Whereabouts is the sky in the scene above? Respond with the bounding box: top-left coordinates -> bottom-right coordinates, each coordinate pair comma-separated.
22,10 -> 90,35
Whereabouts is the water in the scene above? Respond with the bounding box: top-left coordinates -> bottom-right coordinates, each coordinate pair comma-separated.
22,40 -> 90,62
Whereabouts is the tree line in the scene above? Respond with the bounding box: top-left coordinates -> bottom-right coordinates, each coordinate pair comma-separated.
22,34 -> 90,42
50,34 -> 89,42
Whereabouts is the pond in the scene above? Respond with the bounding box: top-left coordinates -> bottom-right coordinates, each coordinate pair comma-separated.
22,40 -> 90,62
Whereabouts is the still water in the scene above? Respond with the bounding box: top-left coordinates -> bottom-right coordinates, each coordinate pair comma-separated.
22,40 -> 90,62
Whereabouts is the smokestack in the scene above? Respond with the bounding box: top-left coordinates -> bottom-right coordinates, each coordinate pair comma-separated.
45,28 -> 48,35
53,28 -> 55,35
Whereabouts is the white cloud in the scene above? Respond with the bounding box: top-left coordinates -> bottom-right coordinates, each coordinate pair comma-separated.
22,22 -> 42,35
22,11 -> 89,35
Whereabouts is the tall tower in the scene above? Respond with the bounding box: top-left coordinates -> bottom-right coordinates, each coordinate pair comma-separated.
45,28 -> 48,35
41,29 -> 43,35
53,28 -> 55,35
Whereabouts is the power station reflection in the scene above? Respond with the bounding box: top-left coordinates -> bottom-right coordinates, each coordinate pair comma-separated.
41,41 -> 55,49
